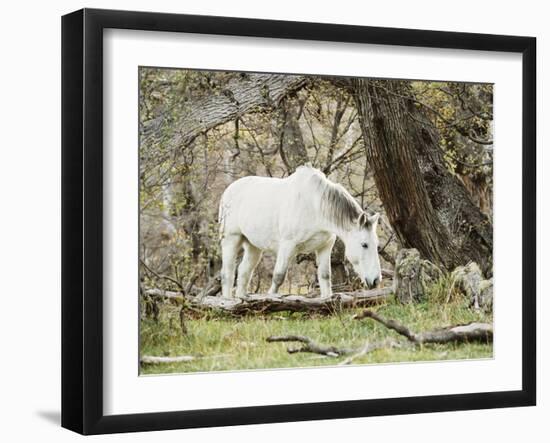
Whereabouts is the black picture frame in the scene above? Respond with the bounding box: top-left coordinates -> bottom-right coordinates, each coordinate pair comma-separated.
61,8 -> 536,435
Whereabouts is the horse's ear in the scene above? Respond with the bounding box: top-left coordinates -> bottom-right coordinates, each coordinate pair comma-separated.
367,213 -> 380,229
357,212 -> 368,228
358,212 -> 379,229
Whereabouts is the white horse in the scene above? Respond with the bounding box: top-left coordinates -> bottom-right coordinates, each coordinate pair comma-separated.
218,165 -> 382,299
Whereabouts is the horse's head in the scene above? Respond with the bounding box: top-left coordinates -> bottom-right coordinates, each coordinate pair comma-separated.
342,212 -> 382,289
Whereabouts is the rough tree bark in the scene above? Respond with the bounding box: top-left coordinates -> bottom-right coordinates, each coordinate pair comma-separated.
350,79 -> 493,274
143,73 -> 308,155
277,96 -> 309,173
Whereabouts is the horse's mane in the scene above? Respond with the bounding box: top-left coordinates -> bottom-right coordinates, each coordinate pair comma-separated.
295,166 -> 363,230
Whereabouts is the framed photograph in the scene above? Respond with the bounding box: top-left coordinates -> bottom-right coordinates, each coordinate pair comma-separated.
62,8 -> 536,435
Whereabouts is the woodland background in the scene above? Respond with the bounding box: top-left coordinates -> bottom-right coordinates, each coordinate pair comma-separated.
139,69 -> 493,297
138,68 -> 495,373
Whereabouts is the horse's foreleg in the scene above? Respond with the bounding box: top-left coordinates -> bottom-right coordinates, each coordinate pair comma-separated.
235,242 -> 262,298
315,237 -> 336,298
268,242 -> 295,294
220,234 -> 243,298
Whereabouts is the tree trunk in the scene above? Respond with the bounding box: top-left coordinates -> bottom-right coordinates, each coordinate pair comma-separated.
142,74 -> 308,164
277,96 -> 309,173
351,79 -> 492,274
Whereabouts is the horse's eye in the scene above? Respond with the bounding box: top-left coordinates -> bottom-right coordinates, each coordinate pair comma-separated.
361,242 -> 368,249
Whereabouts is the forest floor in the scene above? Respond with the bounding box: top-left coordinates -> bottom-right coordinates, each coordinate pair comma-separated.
139,289 -> 493,375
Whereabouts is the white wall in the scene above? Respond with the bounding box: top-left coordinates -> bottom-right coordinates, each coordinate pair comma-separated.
0,1 -> 545,441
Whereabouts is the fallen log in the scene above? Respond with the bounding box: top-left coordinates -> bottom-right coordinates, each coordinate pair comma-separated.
354,309 -> 493,344
266,335 -> 399,360
143,275 -> 221,301
143,287 -> 393,314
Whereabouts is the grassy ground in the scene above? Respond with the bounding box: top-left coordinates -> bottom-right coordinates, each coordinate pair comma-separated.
140,288 -> 493,375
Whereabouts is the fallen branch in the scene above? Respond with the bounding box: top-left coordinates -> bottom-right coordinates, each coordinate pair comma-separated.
266,335 -> 355,357
266,335 -> 398,360
144,288 -> 183,301
143,287 -> 393,315
355,310 -> 493,344
140,354 -> 230,365
140,355 -> 196,364
267,310 -> 491,363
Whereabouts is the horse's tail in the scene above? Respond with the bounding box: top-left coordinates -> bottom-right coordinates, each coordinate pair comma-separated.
218,191 -> 228,240
218,178 -> 247,240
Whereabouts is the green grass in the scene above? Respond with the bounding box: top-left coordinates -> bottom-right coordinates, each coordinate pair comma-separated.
140,289 -> 493,375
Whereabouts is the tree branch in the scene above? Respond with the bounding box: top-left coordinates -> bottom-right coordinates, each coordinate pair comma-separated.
140,354 -> 229,365
143,74 -> 308,167
266,335 -> 400,361
266,335 -> 355,357
354,310 -> 493,344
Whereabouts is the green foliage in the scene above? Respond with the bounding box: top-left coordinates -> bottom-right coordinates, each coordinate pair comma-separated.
140,291 -> 492,375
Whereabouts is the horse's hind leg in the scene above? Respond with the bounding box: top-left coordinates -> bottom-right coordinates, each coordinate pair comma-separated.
220,233 -> 243,298
235,241 -> 262,298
